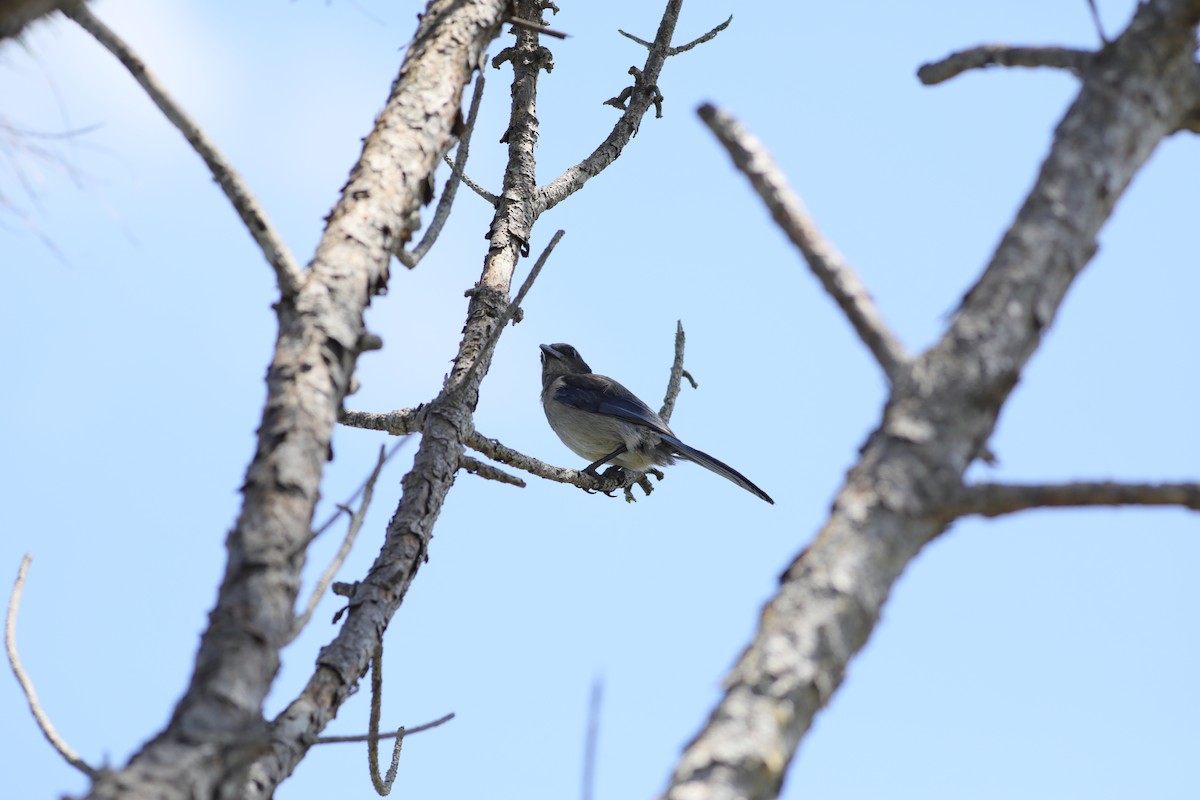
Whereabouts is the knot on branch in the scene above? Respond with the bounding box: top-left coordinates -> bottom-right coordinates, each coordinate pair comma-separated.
604,66 -> 664,119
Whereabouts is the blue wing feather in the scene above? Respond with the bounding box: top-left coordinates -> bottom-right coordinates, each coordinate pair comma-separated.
553,374 -> 673,436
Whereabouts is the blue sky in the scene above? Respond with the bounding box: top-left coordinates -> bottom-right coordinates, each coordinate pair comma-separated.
3,1 -> 1197,798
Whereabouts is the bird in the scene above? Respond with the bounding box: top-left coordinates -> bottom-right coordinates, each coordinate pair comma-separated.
539,342 -> 774,504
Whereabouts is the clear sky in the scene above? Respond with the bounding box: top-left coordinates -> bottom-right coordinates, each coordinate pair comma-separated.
3,1 -> 1197,798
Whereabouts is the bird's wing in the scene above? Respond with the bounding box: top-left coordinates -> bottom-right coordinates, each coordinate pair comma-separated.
552,374 -> 673,437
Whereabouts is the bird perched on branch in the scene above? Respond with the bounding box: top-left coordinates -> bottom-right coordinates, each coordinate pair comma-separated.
539,343 -> 774,504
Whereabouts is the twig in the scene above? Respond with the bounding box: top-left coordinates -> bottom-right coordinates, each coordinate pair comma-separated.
399,73 -> 488,267
618,14 -> 730,56
6,555 -> 98,777
311,440 -> 409,541
948,481 -> 1200,519
917,45 -> 1092,86
445,154 -> 499,206
658,321 -> 696,423
465,429 -> 633,496
506,16 -> 569,39
366,643 -> 403,795
287,442 -> 408,644
698,103 -> 909,381
452,229 -> 565,394
1085,0 -> 1111,45
315,712 -> 456,744
459,454 -> 526,486
539,0 -> 707,209
62,0 -> 304,298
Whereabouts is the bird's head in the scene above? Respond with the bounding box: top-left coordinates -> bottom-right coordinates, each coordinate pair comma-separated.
539,343 -> 592,382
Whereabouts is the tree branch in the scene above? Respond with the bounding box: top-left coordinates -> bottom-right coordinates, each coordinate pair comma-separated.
658,321 -> 694,423
665,3 -> 1200,799
62,0 -> 305,298
445,154 -> 500,206
618,14 -> 730,56
917,44 -> 1092,86
340,407 -> 428,436
80,1 -> 510,797
458,454 -> 526,486
948,481 -> 1200,519
698,103 -> 909,382
539,0 -> 698,209
315,712 -> 455,744
6,555 -> 98,778
244,0 -> 728,793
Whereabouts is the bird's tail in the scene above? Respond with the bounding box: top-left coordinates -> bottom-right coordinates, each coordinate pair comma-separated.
663,434 -> 774,504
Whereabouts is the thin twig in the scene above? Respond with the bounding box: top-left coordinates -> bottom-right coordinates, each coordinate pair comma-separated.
698,103 -> 909,381
459,454 -> 526,486
311,439 -> 409,540
367,643 -> 403,795
539,0 -> 707,208
620,14 -> 730,56
287,442 -> 408,644
948,481 -> 1200,519
399,73 -> 488,267
658,321 -> 695,423
452,229 -> 565,394
917,44 -> 1092,86
316,712 -> 456,744
62,0 -> 304,298
6,555 -> 98,777
1085,0 -> 1111,44
446,154 -> 499,206
506,16 -> 569,39
465,429 -> 632,496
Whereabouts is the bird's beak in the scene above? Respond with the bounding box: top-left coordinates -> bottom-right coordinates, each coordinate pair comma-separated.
539,344 -> 561,360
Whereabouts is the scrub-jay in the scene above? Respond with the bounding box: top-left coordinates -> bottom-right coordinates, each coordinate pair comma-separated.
539,343 -> 774,504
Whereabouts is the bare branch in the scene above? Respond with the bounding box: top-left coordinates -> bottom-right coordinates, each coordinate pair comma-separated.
917,44 -> 1092,86
310,441 -> 409,543
464,430 -> 633,496
670,15 -> 731,53
399,73 -> 488,268
445,154 -> 500,206
340,407 -> 428,436
367,644 -> 403,795
1085,0 -> 1111,44
506,16 -> 569,39
62,0 -> 305,298
79,1 -> 509,796
315,712 -> 455,745
615,28 -> 652,48
620,14 -> 731,56
948,481 -> 1200,519
666,4 -> 1200,799
698,103 -> 909,381
253,1 -> 724,793
6,555 -> 98,778
539,0 -> 692,209
459,454 -> 526,486
658,321 -> 692,423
